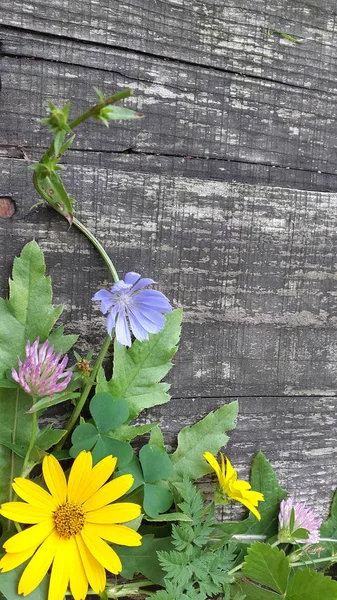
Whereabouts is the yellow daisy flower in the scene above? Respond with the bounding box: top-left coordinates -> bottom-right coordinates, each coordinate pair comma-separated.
0,451 -> 142,600
203,452 -> 264,520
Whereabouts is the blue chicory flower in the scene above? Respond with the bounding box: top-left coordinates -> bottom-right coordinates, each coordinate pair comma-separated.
92,272 -> 172,347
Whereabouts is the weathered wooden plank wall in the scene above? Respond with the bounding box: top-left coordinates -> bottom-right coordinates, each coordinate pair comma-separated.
1,1 -> 337,517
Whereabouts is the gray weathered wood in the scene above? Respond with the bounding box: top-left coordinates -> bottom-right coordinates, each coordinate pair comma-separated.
2,30 -> 337,177
2,0 -> 337,91
1,0 -> 337,532
2,156 -> 337,400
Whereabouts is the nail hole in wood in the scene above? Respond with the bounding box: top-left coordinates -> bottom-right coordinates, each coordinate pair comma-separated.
0,197 -> 16,218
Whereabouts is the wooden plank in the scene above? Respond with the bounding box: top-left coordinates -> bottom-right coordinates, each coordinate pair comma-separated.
148,395 -> 337,517
1,30 -> 337,177
1,1 -> 337,90
2,156 -> 337,398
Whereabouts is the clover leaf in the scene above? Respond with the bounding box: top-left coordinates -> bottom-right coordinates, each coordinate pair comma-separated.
70,392 -> 133,467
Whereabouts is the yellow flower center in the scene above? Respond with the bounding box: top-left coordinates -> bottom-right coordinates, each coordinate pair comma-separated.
54,502 -> 86,538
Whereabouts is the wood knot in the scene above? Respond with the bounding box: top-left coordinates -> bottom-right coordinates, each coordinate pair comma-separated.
0,197 -> 16,218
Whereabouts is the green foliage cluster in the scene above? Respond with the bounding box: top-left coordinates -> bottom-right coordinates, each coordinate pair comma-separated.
154,479 -> 235,599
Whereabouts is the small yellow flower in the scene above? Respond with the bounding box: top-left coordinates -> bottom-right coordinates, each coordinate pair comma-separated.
0,451 -> 142,600
203,452 -> 264,520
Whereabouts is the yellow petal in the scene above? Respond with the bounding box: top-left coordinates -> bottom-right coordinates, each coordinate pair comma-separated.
85,522 -> 142,547
83,475 -> 134,513
43,454 -> 67,506
4,519 -> 55,553
223,456 -> 237,483
48,537 -> 71,600
231,494 -> 262,521
68,536 -> 88,600
67,451 -> 92,504
79,455 -> 117,505
86,503 -> 141,524
80,527 -> 122,574
75,534 -> 106,593
203,452 -> 221,482
0,502 -> 51,524
12,478 -> 57,511
18,530 -> 59,596
0,547 -> 36,572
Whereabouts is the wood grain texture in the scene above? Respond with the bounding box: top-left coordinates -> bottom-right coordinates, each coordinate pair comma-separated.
1,1 -> 337,528
2,0 -> 337,90
2,156 -> 337,400
1,30 -> 337,177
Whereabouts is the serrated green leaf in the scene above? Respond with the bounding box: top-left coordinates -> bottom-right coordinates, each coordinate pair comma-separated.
0,563 -> 49,600
89,392 -> 129,433
47,326 -> 78,354
310,490 -> 337,567
143,483 -> 173,518
97,309 -> 182,420
243,543 -> 289,594
286,568 -> 337,599
140,445 -> 174,483
116,534 -> 173,585
0,242 -> 70,380
170,401 -> 238,481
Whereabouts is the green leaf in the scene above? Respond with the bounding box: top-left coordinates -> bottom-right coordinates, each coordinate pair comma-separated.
0,241 -> 70,380
47,326 -> 78,354
70,423 -> 99,451
232,580 -> 281,599
116,455 -> 144,491
215,451 -> 287,539
112,422 -> 159,442
311,490 -> 337,567
286,568 -> 337,600
91,436 -> 133,467
116,534 -> 173,585
34,425 -> 66,451
0,387 -> 32,505
170,401 -> 238,481
0,565 -> 49,600
243,543 -> 289,594
97,309 -> 182,420
101,105 -> 144,121
143,483 -> 173,518
89,392 -> 129,433
140,445 -> 174,483
149,424 -> 166,451
28,392 -> 80,414
145,512 -> 192,522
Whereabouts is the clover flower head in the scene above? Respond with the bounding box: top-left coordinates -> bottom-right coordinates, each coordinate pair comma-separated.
203,452 -> 264,520
0,451 -> 142,600
92,271 -> 172,347
278,497 -> 322,543
11,338 -> 72,398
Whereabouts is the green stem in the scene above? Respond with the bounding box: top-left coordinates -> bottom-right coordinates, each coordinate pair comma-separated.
40,88 -> 131,163
21,398 -> 37,475
290,555 -> 337,567
55,335 -> 112,451
72,216 -> 119,282
68,89 -> 131,130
